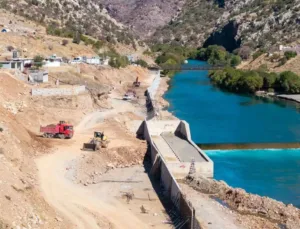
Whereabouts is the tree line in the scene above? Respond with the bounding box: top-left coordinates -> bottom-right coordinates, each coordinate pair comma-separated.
209,68 -> 300,94
153,44 -> 241,76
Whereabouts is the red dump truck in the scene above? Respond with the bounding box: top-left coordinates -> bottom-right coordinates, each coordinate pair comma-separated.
40,121 -> 74,139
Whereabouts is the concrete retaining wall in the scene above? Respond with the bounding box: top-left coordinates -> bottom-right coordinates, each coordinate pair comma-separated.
141,120 -> 202,229
146,70 -> 161,120
31,85 -> 86,96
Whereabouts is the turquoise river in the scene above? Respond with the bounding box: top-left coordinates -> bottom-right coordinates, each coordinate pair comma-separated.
164,60 -> 300,207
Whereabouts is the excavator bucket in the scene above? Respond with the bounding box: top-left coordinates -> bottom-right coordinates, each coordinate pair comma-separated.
82,143 -> 97,151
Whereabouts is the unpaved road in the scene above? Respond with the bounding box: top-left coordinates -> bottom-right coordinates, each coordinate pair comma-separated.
36,97 -> 150,229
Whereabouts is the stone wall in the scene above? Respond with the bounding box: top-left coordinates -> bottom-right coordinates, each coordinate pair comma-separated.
31,85 -> 86,96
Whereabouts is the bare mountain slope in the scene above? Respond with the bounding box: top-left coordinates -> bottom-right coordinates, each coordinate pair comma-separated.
99,0 -> 185,38
0,0 -> 136,45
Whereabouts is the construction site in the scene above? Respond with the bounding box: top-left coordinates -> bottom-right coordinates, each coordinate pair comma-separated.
1,9 -> 300,229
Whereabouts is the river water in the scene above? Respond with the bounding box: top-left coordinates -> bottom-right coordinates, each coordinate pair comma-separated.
164,60 -> 300,207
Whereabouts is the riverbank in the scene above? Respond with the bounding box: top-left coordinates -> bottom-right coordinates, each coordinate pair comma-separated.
161,60 -> 300,229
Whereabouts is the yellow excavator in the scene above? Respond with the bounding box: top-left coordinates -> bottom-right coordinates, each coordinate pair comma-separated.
82,131 -> 109,151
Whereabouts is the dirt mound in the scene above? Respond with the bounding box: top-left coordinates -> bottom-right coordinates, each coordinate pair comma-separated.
186,175 -> 300,229
72,143 -> 147,186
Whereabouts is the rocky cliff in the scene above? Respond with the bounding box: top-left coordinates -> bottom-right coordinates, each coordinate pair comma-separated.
152,0 -> 300,50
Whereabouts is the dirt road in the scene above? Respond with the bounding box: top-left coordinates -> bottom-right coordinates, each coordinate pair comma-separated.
36,96 -> 152,229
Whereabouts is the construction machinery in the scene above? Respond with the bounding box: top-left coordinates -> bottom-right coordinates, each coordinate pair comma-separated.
123,89 -> 136,101
82,131 -> 109,151
133,77 -> 141,87
40,121 -> 74,139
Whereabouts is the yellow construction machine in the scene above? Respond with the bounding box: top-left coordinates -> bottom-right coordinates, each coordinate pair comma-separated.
82,131 -> 109,151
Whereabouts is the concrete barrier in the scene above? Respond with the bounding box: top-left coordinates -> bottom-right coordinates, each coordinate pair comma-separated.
140,120 -> 211,228
31,85 -> 86,96
146,70 -> 161,120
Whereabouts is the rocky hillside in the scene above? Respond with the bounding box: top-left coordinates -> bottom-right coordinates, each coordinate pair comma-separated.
152,0 -> 300,51
98,0 -> 185,38
0,0 -> 136,46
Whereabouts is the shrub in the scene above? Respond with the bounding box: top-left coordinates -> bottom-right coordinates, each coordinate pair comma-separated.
62,39 -> 69,46
237,46 -> 252,60
72,31 -> 81,44
284,51 -> 297,60
135,59 -> 148,68
33,55 -> 44,69
252,49 -> 265,60
7,46 -> 14,51
109,56 -> 130,68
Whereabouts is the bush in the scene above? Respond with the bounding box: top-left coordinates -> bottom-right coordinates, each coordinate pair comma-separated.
109,56 -> 130,68
7,46 -> 14,51
252,49 -> 265,60
0,127 -> 3,132
33,55 -> 44,69
62,39 -> 69,46
284,51 -> 297,60
135,59 -> 148,68
237,46 -> 252,60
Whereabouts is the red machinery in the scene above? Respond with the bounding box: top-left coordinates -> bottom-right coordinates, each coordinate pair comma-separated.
40,121 -> 74,139
133,77 -> 141,87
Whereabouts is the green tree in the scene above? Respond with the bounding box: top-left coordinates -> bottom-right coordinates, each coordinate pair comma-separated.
238,71 -> 263,93
260,72 -> 278,88
33,55 -> 44,69
230,55 -> 242,67
277,71 -> 300,93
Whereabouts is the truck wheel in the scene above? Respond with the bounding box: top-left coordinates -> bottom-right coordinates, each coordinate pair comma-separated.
59,134 -> 65,139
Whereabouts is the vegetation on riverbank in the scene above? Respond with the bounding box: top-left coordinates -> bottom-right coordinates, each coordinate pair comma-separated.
153,44 -> 241,76
209,68 -> 300,94
197,45 -> 241,67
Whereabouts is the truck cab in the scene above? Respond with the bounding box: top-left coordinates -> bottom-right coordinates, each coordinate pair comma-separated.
58,122 -> 74,138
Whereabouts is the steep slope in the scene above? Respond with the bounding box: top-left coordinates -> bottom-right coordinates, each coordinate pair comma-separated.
0,0 -> 136,45
99,0 -> 185,38
153,0 -> 300,50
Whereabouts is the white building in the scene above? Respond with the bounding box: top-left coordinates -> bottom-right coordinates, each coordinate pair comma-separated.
0,60 -> 24,71
44,54 -> 63,67
85,56 -> 101,65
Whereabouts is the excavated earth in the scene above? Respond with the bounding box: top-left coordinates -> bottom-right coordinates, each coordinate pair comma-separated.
185,175 -> 300,229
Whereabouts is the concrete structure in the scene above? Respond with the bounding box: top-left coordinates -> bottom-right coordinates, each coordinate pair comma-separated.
31,85 -> 86,96
44,54 -> 62,67
0,60 -> 24,71
141,120 -> 213,179
279,44 -> 300,54
137,120 -> 212,228
28,70 -> 48,83
145,69 -> 161,120
277,94 -> 300,103
84,56 -> 101,65
101,57 -> 110,66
